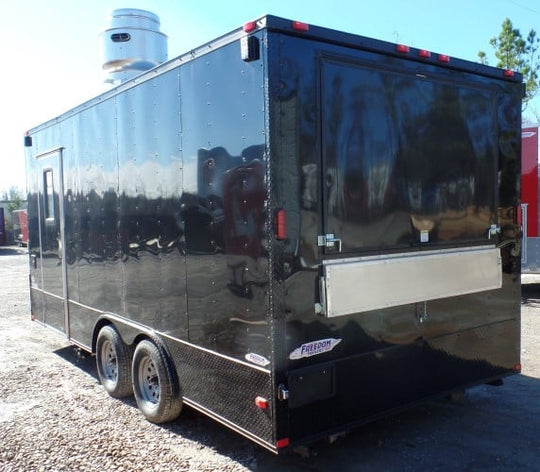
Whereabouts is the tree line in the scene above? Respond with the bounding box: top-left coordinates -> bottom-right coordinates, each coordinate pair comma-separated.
478,18 -> 539,119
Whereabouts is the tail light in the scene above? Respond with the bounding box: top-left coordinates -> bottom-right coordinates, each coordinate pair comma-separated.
276,438 -> 290,449
275,209 -> 287,240
254,396 -> 268,409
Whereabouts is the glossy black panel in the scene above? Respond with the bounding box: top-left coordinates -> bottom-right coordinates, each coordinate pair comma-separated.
116,70 -> 187,339
321,58 -> 497,252
288,318 -> 519,441
27,35 -> 269,361
180,39 -> 269,359
269,33 -> 521,444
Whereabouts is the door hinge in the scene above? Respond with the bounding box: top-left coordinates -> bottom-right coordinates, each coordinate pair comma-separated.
277,384 -> 289,401
315,275 -> 326,316
317,233 -> 342,252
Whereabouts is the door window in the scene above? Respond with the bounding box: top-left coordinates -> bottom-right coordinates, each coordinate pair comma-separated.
44,170 -> 55,220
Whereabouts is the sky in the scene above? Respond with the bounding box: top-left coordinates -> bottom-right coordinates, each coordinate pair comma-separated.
1,0 -> 539,195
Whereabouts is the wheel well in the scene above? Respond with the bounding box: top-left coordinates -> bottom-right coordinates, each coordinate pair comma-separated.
92,315 -> 172,361
92,316 -> 142,354
92,319 -> 113,354
132,332 -> 152,348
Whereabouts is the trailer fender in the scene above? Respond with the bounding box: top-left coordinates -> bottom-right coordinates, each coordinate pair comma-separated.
92,313 -> 154,353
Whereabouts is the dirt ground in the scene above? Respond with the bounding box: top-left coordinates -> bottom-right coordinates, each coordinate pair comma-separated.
1,245 -> 539,471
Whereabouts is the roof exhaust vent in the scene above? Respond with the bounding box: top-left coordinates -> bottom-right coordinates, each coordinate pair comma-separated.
100,8 -> 168,86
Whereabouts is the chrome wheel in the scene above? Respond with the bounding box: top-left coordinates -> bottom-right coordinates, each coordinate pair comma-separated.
99,339 -> 118,383
137,355 -> 160,407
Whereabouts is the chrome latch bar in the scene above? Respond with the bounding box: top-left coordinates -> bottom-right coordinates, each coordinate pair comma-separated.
488,224 -> 501,240
317,233 -> 342,252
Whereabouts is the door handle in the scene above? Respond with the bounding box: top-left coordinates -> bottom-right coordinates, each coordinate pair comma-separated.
487,224 -> 501,239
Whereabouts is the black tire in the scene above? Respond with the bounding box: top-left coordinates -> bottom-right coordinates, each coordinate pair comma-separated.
132,339 -> 183,423
95,325 -> 132,398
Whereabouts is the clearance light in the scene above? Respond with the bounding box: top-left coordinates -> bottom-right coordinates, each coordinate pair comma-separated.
514,363 -> 522,372
255,396 -> 269,409
292,21 -> 309,32
396,44 -> 410,53
438,54 -> 451,63
276,438 -> 290,449
243,21 -> 256,32
275,209 -> 287,240
504,69 -> 515,77
418,49 -> 431,58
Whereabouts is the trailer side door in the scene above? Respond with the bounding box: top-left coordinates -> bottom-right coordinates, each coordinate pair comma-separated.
31,149 -> 69,334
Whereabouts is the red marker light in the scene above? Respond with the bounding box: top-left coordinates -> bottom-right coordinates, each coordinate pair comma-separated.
504,69 -> 515,77
276,438 -> 290,449
275,209 -> 287,240
396,44 -> 410,54
243,21 -> 256,32
514,363 -> 522,372
292,21 -> 309,32
418,49 -> 431,58
255,396 -> 269,409
438,54 -> 451,63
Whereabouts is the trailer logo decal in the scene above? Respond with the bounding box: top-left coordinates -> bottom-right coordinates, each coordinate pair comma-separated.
289,338 -> 341,360
245,352 -> 270,367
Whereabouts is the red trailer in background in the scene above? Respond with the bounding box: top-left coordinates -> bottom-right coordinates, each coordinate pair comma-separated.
13,209 -> 28,247
522,124 -> 540,276
0,208 -> 5,245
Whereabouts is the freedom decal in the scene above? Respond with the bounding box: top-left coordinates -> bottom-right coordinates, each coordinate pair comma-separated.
289,338 -> 342,360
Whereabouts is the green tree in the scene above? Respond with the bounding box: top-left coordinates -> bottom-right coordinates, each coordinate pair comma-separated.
478,18 -> 540,110
1,186 -> 25,212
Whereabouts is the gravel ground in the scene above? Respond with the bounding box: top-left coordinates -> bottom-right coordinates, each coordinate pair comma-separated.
1,246 -> 539,471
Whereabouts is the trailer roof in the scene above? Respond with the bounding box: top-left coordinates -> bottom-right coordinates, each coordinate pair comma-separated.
26,14 -> 523,135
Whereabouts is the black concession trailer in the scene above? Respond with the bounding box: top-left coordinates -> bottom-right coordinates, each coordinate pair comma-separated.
25,16 -> 523,453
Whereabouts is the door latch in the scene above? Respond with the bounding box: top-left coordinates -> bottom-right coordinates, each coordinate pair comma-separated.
317,233 -> 342,252
488,224 -> 501,239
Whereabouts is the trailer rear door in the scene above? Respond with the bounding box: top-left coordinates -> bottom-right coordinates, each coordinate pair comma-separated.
318,56 -> 502,315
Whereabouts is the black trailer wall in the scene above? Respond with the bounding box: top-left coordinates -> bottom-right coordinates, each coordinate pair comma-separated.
268,31 -> 521,443
27,30 -> 275,446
